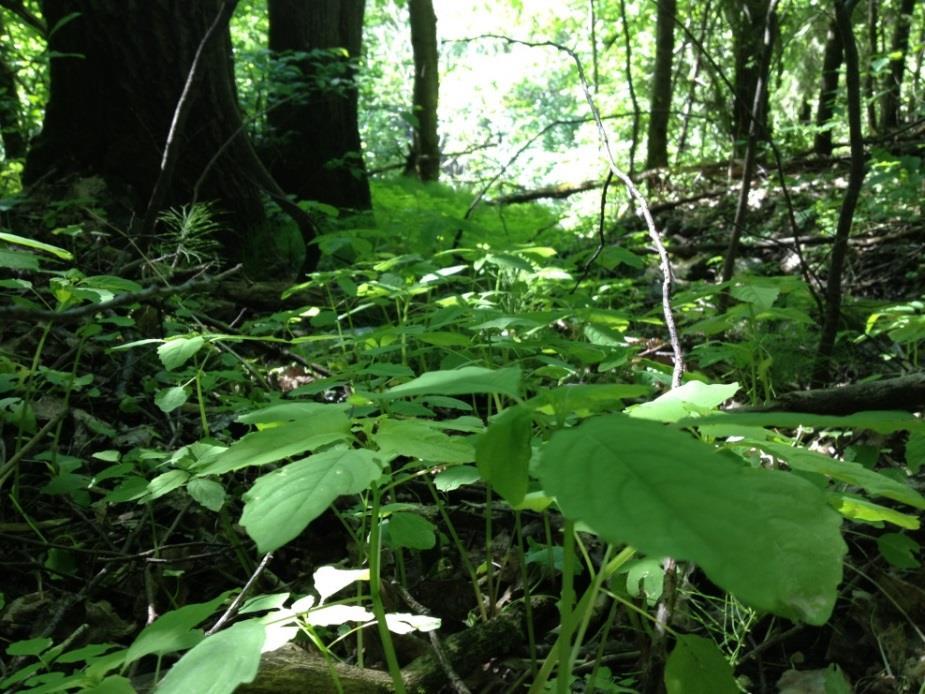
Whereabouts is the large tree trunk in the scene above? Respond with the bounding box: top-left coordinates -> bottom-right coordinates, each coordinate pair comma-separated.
403,0 -> 440,181
880,0 -> 917,130
24,0 -> 315,275
645,0 -> 676,170
814,18 -> 843,157
266,0 -> 371,210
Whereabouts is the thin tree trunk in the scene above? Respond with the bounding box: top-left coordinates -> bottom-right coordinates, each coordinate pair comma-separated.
618,0 -> 640,176
814,18 -> 843,156
718,0 -> 779,313
865,0 -> 879,132
677,0 -> 713,163
880,0 -> 916,130
403,0 -> 439,181
645,0 -> 676,170
814,0 -> 866,385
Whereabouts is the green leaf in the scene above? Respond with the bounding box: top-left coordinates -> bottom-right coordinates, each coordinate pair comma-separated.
0,249 -> 39,270
538,415 -> 846,624
434,465 -> 481,491
906,431 -> 925,473
629,381 -> 739,422
241,447 -> 381,553
125,593 -> 229,664
380,366 -> 521,399
831,494 -> 920,529
6,637 -> 53,657
876,533 -> 920,569
84,675 -> 135,694
679,410 -> 925,436
155,386 -> 189,414
528,383 -> 651,416
144,469 -> 190,501
384,512 -> 436,549
197,408 -> 350,475
157,337 -> 205,371
750,440 -> 925,509
0,231 -> 73,260
730,282 -> 779,311
476,405 -> 532,505
187,478 -> 226,512
664,634 -> 738,694
156,620 -> 265,694
374,418 -> 474,464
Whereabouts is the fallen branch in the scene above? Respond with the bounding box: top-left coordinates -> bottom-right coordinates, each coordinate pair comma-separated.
0,264 -> 242,324
760,373 -> 925,415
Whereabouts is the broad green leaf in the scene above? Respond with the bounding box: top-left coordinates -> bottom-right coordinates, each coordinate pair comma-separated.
664,634 -> 738,694
0,231 -> 73,260
625,558 -> 665,606
236,402 -> 338,424
6,637 -> 52,657
0,249 -> 39,269
157,337 -> 205,371
749,440 -> 925,509
830,494 -> 920,529
154,386 -> 189,414
125,593 -> 229,664
629,381 -> 739,422
239,593 -> 290,615
679,410 -> 925,435
730,282 -> 779,311
187,478 -> 226,512
380,366 -> 521,399
528,383 -> 651,416
241,447 -> 381,553
384,512 -> 436,549
313,566 -> 369,604
84,675 -> 135,694
538,415 -> 845,624
197,408 -> 350,475
383,613 -> 441,634
144,469 -> 190,501
434,465 -> 481,491
156,620 -> 265,694
375,418 -> 474,464
476,405 -> 532,505
876,533 -> 921,569
906,431 -> 925,473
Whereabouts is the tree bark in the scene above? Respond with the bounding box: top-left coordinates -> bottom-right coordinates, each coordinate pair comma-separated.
718,0 -> 779,312
880,0 -> 916,130
403,0 -> 440,181
645,0 -> 676,170
814,18 -> 843,157
0,13 -> 25,159
814,0 -> 866,385
722,0 -> 773,157
24,0 -> 316,275
865,0 -> 879,132
267,0 -> 371,210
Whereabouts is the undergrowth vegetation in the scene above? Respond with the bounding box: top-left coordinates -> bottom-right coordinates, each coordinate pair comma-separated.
2,166 -> 925,692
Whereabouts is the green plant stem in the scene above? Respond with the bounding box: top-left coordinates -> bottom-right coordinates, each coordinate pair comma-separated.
515,511 -> 538,676
484,484 -> 496,618
426,479 -> 488,622
528,545 -> 636,694
557,520 -> 577,694
368,484 -> 406,694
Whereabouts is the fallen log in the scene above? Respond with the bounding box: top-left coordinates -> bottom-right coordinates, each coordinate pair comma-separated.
760,373 -> 925,415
